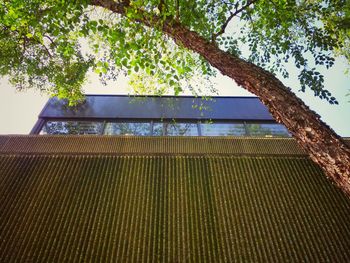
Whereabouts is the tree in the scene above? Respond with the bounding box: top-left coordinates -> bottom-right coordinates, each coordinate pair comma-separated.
1,0 -> 350,195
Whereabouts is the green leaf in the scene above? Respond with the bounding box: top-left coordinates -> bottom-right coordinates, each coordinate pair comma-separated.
122,59 -> 128,68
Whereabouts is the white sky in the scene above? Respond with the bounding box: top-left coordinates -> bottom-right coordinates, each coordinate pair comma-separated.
0,58 -> 349,136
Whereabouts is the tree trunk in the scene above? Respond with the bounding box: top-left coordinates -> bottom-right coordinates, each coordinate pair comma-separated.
91,0 -> 350,196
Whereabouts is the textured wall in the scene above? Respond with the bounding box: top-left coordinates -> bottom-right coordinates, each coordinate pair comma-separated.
1,137 -> 350,262
0,136 -> 307,155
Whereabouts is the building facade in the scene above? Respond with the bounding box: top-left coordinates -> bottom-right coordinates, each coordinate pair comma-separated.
31,95 -> 290,137
0,95 -> 350,262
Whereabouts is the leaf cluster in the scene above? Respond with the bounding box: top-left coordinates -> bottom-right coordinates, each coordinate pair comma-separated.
235,0 -> 349,103
0,0 -> 349,104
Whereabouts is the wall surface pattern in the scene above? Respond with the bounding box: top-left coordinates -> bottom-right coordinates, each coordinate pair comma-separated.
0,137 -> 350,262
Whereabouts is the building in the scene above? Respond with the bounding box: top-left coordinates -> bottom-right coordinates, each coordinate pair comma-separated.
31,95 -> 291,137
0,95 -> 350,262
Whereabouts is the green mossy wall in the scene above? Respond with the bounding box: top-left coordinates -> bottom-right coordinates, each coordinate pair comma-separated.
1,155 -> 350,262
0,136 -> 307,155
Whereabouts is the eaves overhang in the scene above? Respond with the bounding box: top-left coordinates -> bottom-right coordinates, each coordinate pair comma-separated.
38,95 -> 275,121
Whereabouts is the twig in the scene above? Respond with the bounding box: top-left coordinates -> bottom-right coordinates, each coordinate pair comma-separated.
231,0 -> 259,17
158,0 -> 165,12
44,35 -> 57,48
212,0 -> 259,41
175,0 -> 180,21
41,43 -> 53,58
32,36 -> 53,58
22,37 -> 27,54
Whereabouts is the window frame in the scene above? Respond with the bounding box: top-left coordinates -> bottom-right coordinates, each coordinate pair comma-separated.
39,118 -> 291,137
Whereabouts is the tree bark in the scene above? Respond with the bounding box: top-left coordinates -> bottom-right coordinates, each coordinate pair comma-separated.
90,0 -> 350,196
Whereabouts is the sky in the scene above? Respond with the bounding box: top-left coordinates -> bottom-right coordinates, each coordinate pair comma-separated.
0,57 -> 349,136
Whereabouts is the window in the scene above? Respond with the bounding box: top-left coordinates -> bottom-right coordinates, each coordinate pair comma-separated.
41,121 -> 103,135
153,122 -> 198,136
245,123 -> 290,137
104,122 -> 151,136
200,123 -> 246,136
40,120 -> 290,137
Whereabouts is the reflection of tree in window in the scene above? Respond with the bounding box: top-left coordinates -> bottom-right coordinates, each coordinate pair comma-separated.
152,122 -> 198,136
226,124 -> 245,136
246,124 -> 290,137
42,121 -> 80,134
78,122 -> 104,134
43,121 -> 73,134
152,123 -> 164,136
42,121 -> 104,135
200,123 -> 245,136
166,123 -> 198,136
104,123 -> 151,135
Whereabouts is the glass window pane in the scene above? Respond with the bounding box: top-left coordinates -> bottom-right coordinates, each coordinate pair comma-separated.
246,123 -> 290,137
104,122 -> 151,136
152,123 -> 164,136
200,123 -> 246,136
166,123 -> 198,136
152,123 -> 199,136
41,121 -> 103,135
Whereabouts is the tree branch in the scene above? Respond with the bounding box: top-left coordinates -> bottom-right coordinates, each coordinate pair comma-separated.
231,0 -> 259,16
40,42 -> 52,58
175,0 -> 180,21
212,0 -> 259,41
90,0 -> 130,14
158,0 -> 165,13
24,35 -> 53,58
44,35 -> 57,48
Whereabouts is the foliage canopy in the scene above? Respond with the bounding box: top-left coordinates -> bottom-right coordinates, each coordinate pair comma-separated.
0,0 -> 349,104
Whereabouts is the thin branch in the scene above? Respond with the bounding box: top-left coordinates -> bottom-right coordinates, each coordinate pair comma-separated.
212,0 -> 259,41
30,36 -> 53,58
41,43 -> 53,58
44,35 -> 57,48
175,0 -> 180,21
231,0 -> 259,17
158,0 -> 165,12
22,35 -> 53,58
22,37 -> 27,54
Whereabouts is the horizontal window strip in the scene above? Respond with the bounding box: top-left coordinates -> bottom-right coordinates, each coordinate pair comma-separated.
39,120 -> 291,137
